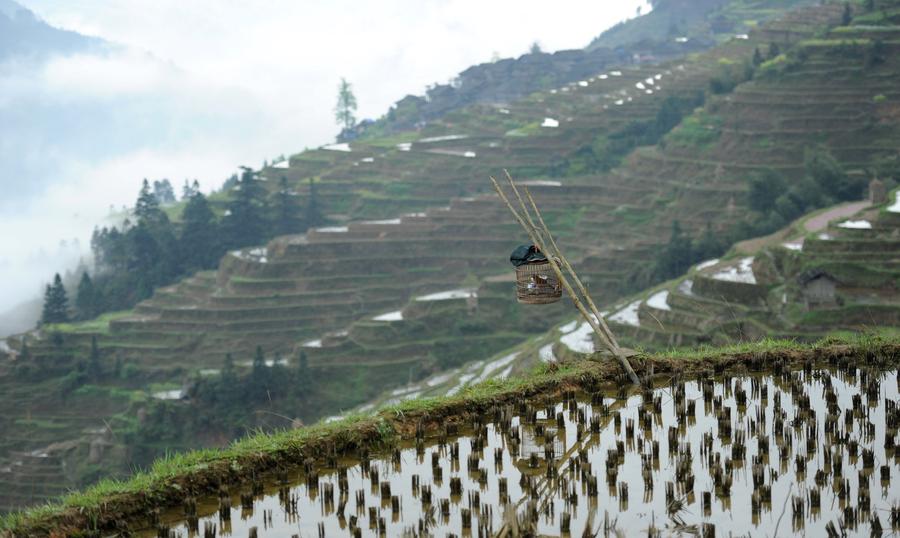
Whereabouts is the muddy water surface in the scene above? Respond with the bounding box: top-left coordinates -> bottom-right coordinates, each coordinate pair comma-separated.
146,366 -> 900,537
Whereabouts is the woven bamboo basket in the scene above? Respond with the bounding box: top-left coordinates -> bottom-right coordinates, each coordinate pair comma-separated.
515,259 -> 562,304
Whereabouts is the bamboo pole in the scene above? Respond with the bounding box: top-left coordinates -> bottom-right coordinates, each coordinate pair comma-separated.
523,187 -> 620,349
489,175 -> 639,385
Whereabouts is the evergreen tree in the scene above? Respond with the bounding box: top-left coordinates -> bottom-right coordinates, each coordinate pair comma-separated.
179,189 -> 220,271
221,167 -> 269,249
692,222 -> 723,261
767,42 -> 781,60
221,353 -> 237,385
752,47 -> 764,67
153,179 -> 176,205
295,350 -> 311,393
135,179 -> 161,223
75,271 -> 100,320
842,3 -> 852,26
274,176 -> 302,235
306,178 -> 324,229
529,41 -> 542,54
334,78 -> 358,131
41,273 -> 69,325
748,169 -> 787,212
655,221 -> 693,280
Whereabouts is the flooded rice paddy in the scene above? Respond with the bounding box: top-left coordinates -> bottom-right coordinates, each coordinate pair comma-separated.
147,364 -> 900,537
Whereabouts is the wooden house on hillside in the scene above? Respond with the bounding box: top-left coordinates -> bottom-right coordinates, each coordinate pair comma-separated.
797,269 -> 839,310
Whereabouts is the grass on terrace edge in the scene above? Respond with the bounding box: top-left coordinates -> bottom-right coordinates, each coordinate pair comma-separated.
2,332 -> 898,532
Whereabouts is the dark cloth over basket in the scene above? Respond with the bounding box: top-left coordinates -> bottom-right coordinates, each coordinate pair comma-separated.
510,244 -> 548,267
510,245 -> 562,304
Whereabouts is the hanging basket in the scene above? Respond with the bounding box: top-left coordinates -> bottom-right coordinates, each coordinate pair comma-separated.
515,259 -> 562,304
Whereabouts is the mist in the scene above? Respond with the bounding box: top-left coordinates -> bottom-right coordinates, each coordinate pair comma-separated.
0,0 -> 650,334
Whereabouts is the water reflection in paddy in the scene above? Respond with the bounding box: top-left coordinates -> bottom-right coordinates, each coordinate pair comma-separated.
149,366 -> 900,537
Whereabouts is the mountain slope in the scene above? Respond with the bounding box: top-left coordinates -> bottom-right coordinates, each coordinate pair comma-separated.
0,0 -> 105,59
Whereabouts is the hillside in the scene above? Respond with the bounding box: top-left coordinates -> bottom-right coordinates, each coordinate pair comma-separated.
1,0 -> 898,514
356,0 -> 816,137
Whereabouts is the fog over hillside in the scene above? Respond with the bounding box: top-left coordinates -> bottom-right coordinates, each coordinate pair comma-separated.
0,0 -> 650,333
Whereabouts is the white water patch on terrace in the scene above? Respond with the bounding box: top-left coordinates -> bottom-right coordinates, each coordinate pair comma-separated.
152,389 -> 183,400
645,77 -> 655,85
390,383 -> 423,397
539,344 -> 556,363
0,339 -> 11,353
473,352 -> 519,384
362,218 -> 402,225
322,143 -> 351,152
615,99 -> 624,106
446,371 -> 478,396
541,118 -> 559,128
782,240 -> 804,251
415,288 -> 477,302
301,339 -> 322,348
498,108 -> 510,114
361,157 -> 375,163
837,220 -> 872,229
645,90 -> 654,95
519,180 -> 562,187
610,71 -> 622,76
888,192 -> 900,213
635,82 -> 645,90
199,369 -> 220,376
711,257 -> 756,284
646,290 -> 671,311
373,310 -> 403,322
316,226 -> 349,233
463,151 -> 477,158
550,89 -> 557,94
735,34 -> 750,40
610,300 -> 641,327
396,143 -> 412,151
560,317 -> 598,354
239,358 -> 289,368
419,134 -> 468,143
677,279 -> 694,296
578,81 -> 589,87
426,370 -> 458,388
675,37 -> 689,43
559,320 -> 579,333
599,74 -> 608,80
272,160 -> 289,169
404,212 -> 427,218
818,232 -> 833,240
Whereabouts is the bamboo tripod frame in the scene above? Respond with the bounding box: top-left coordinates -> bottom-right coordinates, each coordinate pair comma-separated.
490,171 -> 640,386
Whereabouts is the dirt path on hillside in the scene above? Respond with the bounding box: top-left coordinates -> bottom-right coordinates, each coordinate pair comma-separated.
804,201 -> 869,232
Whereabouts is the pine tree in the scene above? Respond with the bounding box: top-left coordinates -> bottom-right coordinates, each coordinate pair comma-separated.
75,271 -> 99,320
41,273 -> 70,325
274,176 -> 302,235
153,179 -> 176,205
334,78 -> 358,131
656,221 -> 693,280
180,189 -> 220,271
842,3 -> 852,25
135,179 -> 161,223
222,167 -> 269,249
295,350 -> 312,394
752,47 -> 764,67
